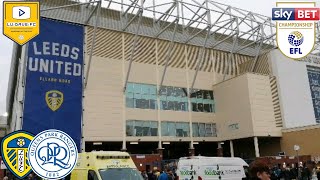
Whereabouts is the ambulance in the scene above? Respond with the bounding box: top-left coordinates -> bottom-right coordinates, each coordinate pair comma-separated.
67,151 -> 144,180
176,156 -> 249,180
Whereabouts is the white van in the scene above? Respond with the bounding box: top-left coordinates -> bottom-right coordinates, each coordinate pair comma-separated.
176,156 -> 249,180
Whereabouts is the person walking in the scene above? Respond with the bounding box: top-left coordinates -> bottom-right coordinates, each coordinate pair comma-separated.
249,160 -> 271,180
167,170 -> 175,180
141,171 -> 148,180
158,168 -> 170,180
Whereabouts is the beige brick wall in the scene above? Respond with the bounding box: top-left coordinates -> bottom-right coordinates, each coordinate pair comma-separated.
83,56 -> 124,141
213,74 -> 254,140
281,125 -> 320,157
213,73 -> 281,141
248,74 -> 282,137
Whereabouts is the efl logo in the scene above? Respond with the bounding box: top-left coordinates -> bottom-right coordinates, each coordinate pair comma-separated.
272,8 -> 319,21
12,6 -> 30,20
273,2 -> 317,60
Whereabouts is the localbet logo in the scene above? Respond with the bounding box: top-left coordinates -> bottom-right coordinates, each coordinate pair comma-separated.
272,2 -> 318,59
3,1 -> 39,45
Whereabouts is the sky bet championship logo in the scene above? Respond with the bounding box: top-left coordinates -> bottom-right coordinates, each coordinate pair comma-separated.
1,130 -> 78,179
272,2 -> 318,59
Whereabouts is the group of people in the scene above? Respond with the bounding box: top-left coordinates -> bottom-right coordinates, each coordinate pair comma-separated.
141,168 -> 177,180
248,160 -> 320,180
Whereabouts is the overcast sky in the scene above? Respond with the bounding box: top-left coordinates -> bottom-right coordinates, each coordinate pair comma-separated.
0,0 -> 318,114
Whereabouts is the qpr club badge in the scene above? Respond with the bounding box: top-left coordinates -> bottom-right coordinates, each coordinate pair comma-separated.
272,2 -> 317,59
27,129 -> 78,179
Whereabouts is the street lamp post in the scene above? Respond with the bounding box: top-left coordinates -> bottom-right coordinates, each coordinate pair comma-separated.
294,145 -> 301,179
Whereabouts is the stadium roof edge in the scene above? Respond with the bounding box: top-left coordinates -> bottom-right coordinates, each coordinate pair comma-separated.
36,0 -> 277,57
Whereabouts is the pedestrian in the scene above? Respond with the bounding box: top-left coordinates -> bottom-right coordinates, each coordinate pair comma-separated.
283,164 -> 291,180
147,169 -> 156,180
168,170 -> 175,180
249,160 -> 271,180
158,168 -> 170,180
155,169 -> 160,178
141,171 -> 148,180
289,164 -> 298,180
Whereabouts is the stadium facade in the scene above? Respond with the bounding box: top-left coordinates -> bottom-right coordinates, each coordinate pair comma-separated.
4,0 -> 320,160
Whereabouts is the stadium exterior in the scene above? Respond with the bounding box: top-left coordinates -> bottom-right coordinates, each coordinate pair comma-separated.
4,0 -> 320,160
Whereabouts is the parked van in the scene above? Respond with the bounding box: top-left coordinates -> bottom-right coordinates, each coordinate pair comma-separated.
66,151 -> 144,180
176,156 -> 249,180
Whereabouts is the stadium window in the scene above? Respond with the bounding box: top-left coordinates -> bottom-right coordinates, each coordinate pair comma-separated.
140,95 -> 150,109
197,103 -> 204,112
167,86 -> 174,96
126,83 -> 134,93
205,123 -> 213,137
203,103 -> 210,112
211,103 -> 215,113
126,97 -> 134,108
212,123 -> 217,137
159,86 -> 167,96
168,122 -> 176,136
174,87 -> 181,97
176,129 -> 184,137
199,123 -> 206,137
181,122 -> 189,137
125,83 -> 215,113
174,101 -> 180,111
209,91 -> 214,100
192,123 -> 199,137
203,90 -> 210,99
161,121 -> 176,137
161,122 -> 169,136
134,121 -> 143,136
141,84 -> 150,95
125,83 -> 135,108
161,100 -> 168,110
150,99 -> 157,109
126,120 -> 158,137
167,101 -> 175,111
133,83 -> 142,94
126,120 -> 134,136
150,121 -> 158,136
181,96 -> 189,111
175,123 -> 184,137
142,121 -> 151,136
196,90 -> 203,99
149,85 -> 157,95
192,103 -> 198,112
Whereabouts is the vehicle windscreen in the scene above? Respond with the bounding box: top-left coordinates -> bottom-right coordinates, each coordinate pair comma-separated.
99,168 -> 144,180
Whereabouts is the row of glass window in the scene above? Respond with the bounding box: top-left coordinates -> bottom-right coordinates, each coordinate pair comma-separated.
307,66 -> 320,123
126,82 -> 215,113
126,120 -> 217,137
